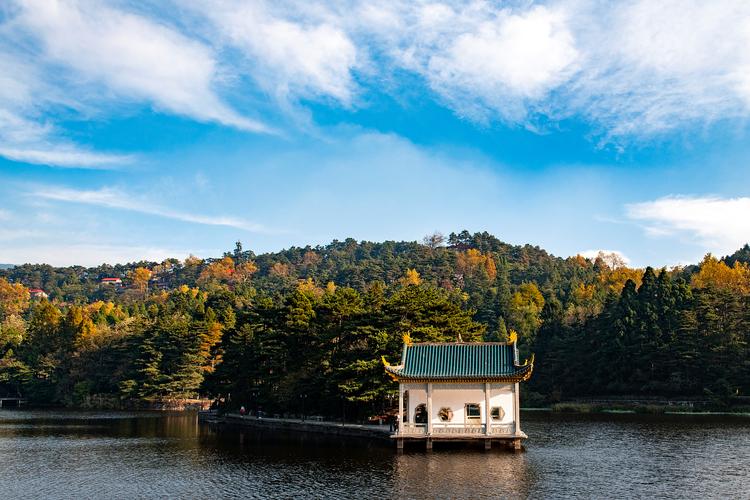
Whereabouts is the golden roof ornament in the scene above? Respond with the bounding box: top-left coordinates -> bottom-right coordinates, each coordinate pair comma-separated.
508,329 -> 518,344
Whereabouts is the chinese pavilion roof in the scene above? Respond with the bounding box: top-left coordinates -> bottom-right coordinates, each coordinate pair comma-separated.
383,341 -> 534,383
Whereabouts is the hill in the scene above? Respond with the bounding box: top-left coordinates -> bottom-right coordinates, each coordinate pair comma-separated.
0,231 -> 748,413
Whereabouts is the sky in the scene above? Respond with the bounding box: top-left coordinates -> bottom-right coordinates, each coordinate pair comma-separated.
1,0 -> 750,268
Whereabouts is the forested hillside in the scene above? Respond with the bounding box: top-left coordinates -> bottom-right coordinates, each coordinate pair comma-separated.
1,232 -> 748,415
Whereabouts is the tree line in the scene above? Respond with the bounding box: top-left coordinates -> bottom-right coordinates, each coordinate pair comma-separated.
0,232 -> 748,414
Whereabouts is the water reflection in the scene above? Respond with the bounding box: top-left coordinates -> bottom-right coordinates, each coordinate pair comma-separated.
392,450 -> 534,498
0,410 -> 748,499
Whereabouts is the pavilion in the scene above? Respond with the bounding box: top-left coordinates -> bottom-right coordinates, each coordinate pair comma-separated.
383,333 -> 534,450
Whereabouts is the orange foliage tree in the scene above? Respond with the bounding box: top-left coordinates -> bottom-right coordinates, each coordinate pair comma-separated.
198,256 -> 235,284
456,249 -> 497,280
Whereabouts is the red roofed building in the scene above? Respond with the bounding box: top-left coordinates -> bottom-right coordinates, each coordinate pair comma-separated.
29,289 -> 48,300
100,277 -> 123,286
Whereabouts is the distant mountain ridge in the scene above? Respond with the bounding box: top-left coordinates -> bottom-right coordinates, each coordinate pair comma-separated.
0,264 -> 14,270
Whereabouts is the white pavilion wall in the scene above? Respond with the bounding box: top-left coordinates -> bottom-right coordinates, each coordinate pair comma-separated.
403,382 -> 515,425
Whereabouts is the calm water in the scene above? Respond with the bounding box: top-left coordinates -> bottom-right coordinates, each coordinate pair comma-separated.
0,410 -> 748,499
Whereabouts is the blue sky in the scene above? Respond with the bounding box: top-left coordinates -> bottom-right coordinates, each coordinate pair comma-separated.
1,0 -> 750,267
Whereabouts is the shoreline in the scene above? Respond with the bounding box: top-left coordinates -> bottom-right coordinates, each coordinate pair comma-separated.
200,412 -> 393,443
4,404 -> 749,417
537,402 -> 750,415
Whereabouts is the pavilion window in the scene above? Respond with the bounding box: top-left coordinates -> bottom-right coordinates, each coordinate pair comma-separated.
414,404 -> 428,424
438,407 -> 453,422
491,406 -> 505,421
465,403 -> 481,420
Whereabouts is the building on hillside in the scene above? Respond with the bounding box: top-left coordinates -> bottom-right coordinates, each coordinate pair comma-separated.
28,288 -> 48,300
383,334 -> 534,451
149,274 -> 171,291
100,277 -> 123,287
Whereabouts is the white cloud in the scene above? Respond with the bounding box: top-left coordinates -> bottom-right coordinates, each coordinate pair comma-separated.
626,196 -> 750,254
0,145 -> 132,168
422,5 -> 579,122
346,0 -> 750,136
189,1 -> 358,104
568,0 -> 750,137
31,186 -> 270,233
0,54 -> 131,168
4,0 -> 750,147
11,0 -> 266,132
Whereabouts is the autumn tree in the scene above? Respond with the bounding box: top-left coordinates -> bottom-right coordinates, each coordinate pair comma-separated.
508,282 -> 545,346
233,261 -> 258,284
456,249 -> 497,281
0,278 -> 30,320
198,256 -> 235,285
270,262 -> 290,277
302,251 -> 321,268
130,267 -> 152,295
691,254 -> 750,294
400,268 -> 422,286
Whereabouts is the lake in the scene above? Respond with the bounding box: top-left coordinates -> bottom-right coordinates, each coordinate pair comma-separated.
0,410 -> 748,499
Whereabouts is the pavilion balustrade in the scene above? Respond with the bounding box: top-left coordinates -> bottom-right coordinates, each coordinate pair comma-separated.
490,423 -> 514,435
400,422 -> 517,436
400,423 -> 427,435
431,423 -> 484,435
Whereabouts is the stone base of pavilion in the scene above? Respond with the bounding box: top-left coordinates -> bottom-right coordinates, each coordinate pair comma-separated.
391,431 -> 527,451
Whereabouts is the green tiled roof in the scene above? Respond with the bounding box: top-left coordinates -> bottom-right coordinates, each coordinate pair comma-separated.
384,342 -> 533,382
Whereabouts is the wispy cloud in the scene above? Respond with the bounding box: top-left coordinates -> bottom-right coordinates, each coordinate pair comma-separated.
10,0 -> 268,132
354,0 -> 750,137
4,0 -> 750,151
0,0 -> 271,170
0,57 -> 131,168
0,145 -> 132,168
191,1 -> 358,105
375,2 -> 580,123
626,195 -> 750,254
31,186 -> 270,233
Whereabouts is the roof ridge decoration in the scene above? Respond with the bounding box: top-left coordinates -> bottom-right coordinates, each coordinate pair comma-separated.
508,329 -> 518,344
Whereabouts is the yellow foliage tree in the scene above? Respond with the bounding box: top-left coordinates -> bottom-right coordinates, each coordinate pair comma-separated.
297,278 -> 324,298
509,282 -> 545,341
199,317 -> 223,373
0,278 -> 30,320
184,254 -> 203,267
401,268 -> 422,286
130,267 -> 152,294
484,256 -> 497,281
691,254 -> 750,293
599,267 -> 644,295
566,282 -> 601,323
